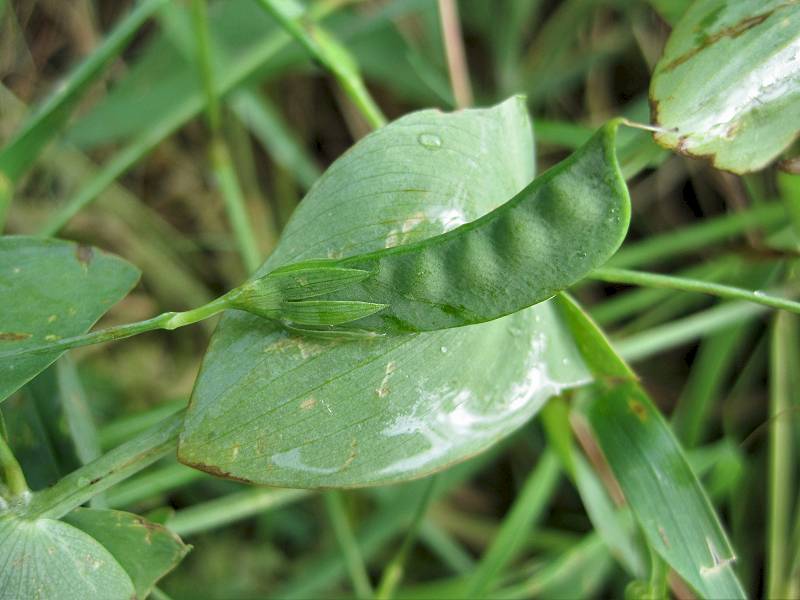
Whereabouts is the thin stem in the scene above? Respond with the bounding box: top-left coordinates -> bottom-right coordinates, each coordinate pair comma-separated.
375,475 -> 438,600
25,411 -> 185,519
167,488 -> 311,537
0,294 -> 230,362
0,430 -> 29,499
255,0 -> 386,129
324,492 -> 373,599
190,0 -> 220,134
590,267 -> 800,315
209,138 -> 262,273
437,0 -> 472,108
192,0 -> 262,273
767,312 -> 795,598
616,300 -> 769,363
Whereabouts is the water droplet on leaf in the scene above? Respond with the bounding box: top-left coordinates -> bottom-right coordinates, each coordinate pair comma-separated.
418,133 -> 442,149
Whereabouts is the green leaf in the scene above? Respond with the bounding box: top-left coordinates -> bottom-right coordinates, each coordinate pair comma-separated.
0,513 -> 134,600
0,236 -> 140,402
556,294 -> 746,599
178,97 -> 593,487
63,508 -> 190,599
650,0 -> 800,173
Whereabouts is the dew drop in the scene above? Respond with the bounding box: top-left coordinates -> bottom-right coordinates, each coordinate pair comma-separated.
440,346 -> 448,353
418,133 -> 442,150
754,290 -> 766,297
561,358 -> 570,366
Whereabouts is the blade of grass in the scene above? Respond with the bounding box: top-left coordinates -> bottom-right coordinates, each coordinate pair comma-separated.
590,267 -> 800,315
192,0 -> 261,273
254,0 -> 386,129
0,424 -> 29,499
557,294 -> 746,598
105,461 -> 206,509
229,90 -> 321,189
437,0 -> 472,108
616,300 -> 770,363
323,491 -> 373,599
37,0 -> 344,236
0,0 -> 168,184
375,475 -> 437,600
98,400 -> 185,450
461,450 -> 560,598
167,487 -> 311,537
767,311 -> 796,598
609,203 -> 786,269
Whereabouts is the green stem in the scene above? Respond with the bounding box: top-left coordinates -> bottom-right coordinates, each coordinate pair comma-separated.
0,430 -> 29,499
209,138 -> 262,273
608,202 -> 786,269
0,295 -> 231,361
767,312 -> 795,598
167,488 -> 310,537
190,0 -> 220,134
25,411 -> 185,519
324,492 -> 373,599
375,475 -> 438,600
616,300 -> 769,363
591,267 -> 800,315
255,0 -> 386,129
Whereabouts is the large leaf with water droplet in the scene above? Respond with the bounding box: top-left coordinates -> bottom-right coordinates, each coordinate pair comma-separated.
650,0 -> 800,173
178,97 -> 592,487
0,236 -> 140,402
0,513 -> 135,599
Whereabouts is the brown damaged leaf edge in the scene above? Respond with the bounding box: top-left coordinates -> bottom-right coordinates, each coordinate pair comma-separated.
179,458 -> 254,484
660,7 -> 783,73
0,332 -> 32,341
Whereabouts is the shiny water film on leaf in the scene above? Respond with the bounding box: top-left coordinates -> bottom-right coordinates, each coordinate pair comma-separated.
650,0 -> 800,173
0,237 -> 140,402
178,97 -> 597,487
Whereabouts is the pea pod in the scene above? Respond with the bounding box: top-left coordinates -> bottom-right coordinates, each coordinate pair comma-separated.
235,120 -> 630,334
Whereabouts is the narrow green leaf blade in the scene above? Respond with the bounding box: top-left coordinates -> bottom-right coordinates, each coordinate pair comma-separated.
651,0 -> 800,173
0,236 -> 140,402
179,98 -> 592,487
0,514 -> 134,600
557,294 -> 746,598
63,508 -> 190,599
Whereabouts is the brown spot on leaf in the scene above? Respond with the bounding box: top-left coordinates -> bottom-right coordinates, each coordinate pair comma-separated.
659,526 -> 671,548
628,399 -> 647,421
662,10 -> 776,73
0,332 -> 31,341
300,397 -> 317,411
76,244 -> 94,268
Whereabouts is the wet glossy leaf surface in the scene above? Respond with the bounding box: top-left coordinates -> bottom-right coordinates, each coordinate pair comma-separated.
651,0 -> 800,173
0,513 -> 134,599
0,236 -> 140,402
178,98 -> 592,487
64,507 -> 190,598
557,295 -> 745,598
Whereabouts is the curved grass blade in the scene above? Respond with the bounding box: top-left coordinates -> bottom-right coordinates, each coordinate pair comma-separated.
557,294 -> 746,599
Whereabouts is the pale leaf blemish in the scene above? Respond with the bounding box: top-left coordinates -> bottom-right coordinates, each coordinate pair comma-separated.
342,438 -> 358,469
44,334 -> 60,342
47,314 -> 57,323
700,537 -> 736,576
300,397 -> 317,411
231,444 -> 240,460
376,361 -> 397,398
12,267 -> 20,274
658,526 -> 670,548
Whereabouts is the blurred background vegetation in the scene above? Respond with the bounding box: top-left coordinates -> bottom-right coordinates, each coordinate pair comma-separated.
1,0 -> 796,597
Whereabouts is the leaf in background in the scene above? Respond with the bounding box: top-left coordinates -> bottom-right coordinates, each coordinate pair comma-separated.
0,514 -> 134,599
557,294 -> 746,598
650,0 -> 800,173
178,98 -> 592,487
63,508 -> 190,598
0,236 -> 140,402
